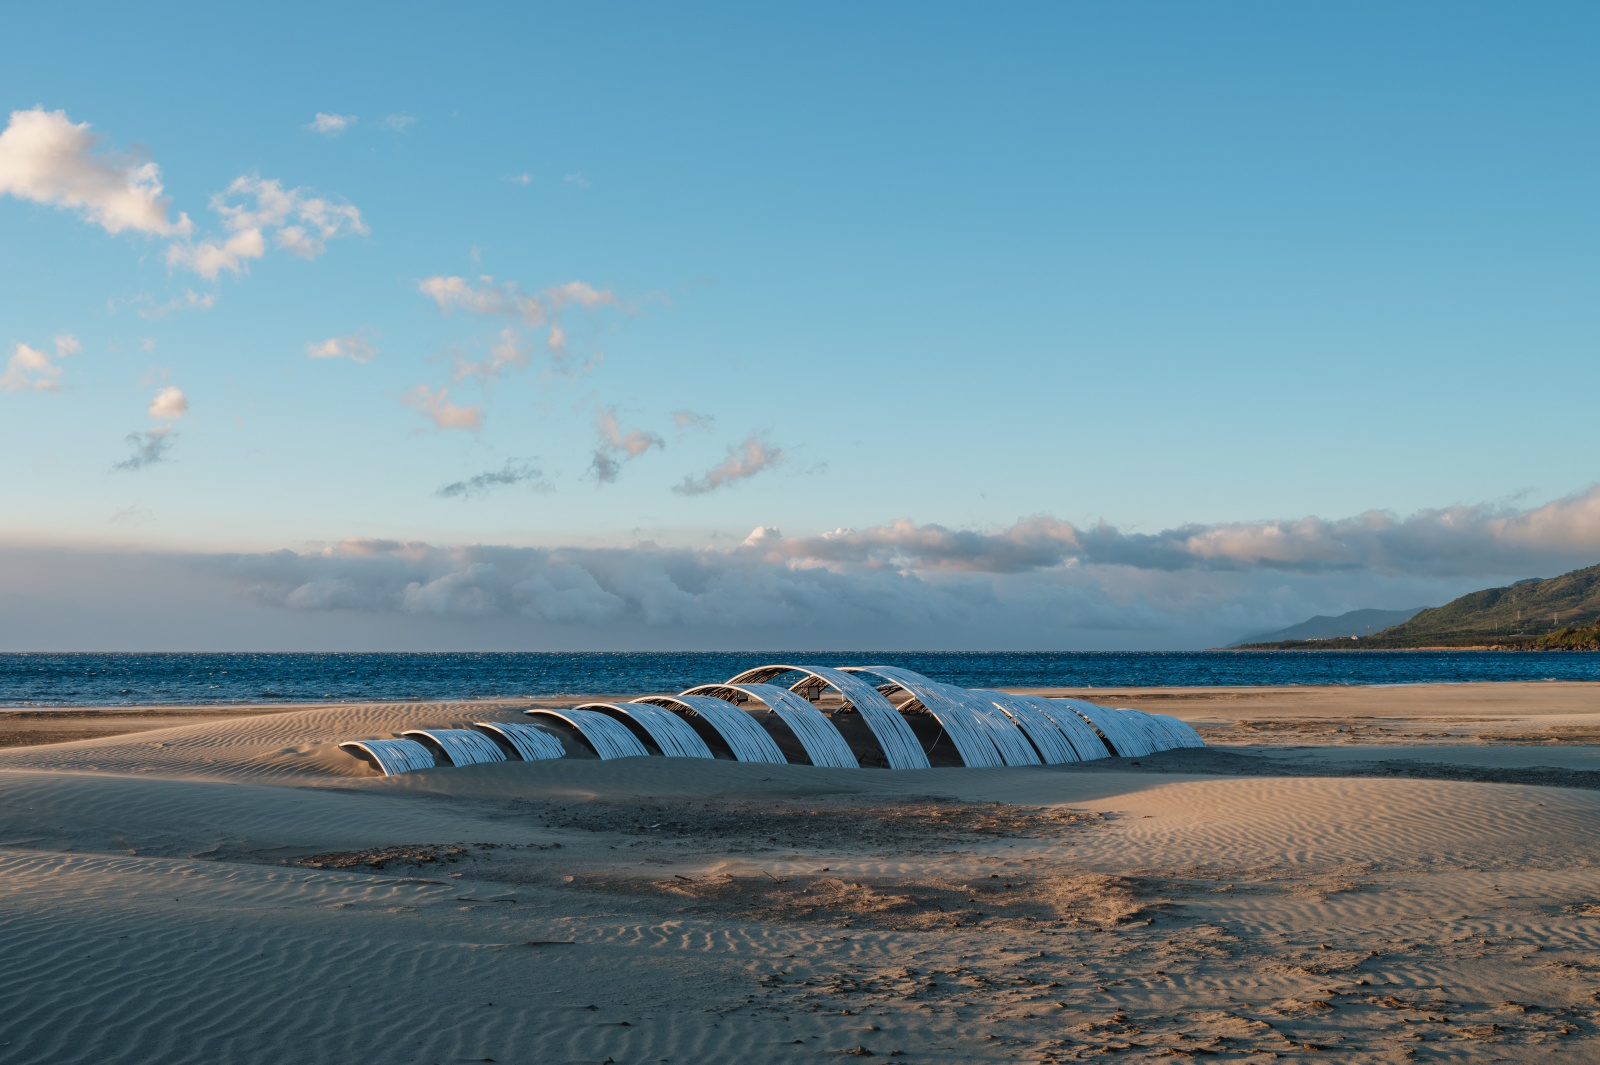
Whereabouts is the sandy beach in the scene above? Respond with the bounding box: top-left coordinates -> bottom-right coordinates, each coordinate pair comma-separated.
2,682 -> 1598,1063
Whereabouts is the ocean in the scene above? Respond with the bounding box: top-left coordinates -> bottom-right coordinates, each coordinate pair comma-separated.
1,650 -> 1597,707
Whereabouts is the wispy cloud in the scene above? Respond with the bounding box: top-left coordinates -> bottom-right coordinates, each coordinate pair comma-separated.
419,275 -> 542,321
0,334 -> 79,392
418,274 -> 619,379
167,175 -> 367,279
113,427 -> 174,471
590,407 -> 664,483
401,384 -> 481,431
563,172 -> 591,189
135,289 -> 216,319
0,107 -> 191,237
435,459 -> 550,499
108,503 -> 154,525
504,172 -> 532,186
675,433 -> 784,495
672,410 -> 715,432
453,327 -> 528,384
307,333 -> 378,363
417,275 -> 618,323
306,112 -> 357,136
381,113 -> 415,133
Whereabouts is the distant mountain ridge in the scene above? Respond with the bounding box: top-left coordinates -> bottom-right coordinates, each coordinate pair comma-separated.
1229,607 -> 1426,647
1239,561 -> 1600,650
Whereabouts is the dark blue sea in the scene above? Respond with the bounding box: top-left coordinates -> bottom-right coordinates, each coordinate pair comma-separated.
1,651 -> 1597,707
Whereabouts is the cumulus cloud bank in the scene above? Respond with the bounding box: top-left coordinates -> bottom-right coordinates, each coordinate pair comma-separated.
0,108 -> 190,237
675,432 -> 784,495
1,334 -> 79,392
199,487 -> 1600,641
743,487 -> 1600,579
5,488 -> 1596,649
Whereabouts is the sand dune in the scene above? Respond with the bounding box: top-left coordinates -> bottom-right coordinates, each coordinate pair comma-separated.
3,683 -> 1600,1062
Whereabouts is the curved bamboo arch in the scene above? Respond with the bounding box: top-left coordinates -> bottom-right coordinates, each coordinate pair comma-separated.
682,683 -> 859,769
575,702 -> 715,759
633,694 -> 788,764
524,708 -> 650,760
724,664 -> 929,770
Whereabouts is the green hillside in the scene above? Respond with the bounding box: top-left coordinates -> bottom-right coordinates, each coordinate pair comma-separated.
1239,561 -> 1600,650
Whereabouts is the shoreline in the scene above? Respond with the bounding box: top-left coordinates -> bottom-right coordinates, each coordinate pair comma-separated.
4,676 -> 1596,712
4,680 -> 1597,752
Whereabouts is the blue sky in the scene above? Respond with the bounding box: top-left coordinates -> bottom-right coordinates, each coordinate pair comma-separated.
2,3 -> 1598,649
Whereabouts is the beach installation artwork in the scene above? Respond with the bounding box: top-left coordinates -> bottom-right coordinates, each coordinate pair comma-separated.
339,663 -> 1204,775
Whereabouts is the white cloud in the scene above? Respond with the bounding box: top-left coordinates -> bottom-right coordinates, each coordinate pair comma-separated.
148,385 -> 187,421
0,108 -> 191,237
167,175 -> 367,279
674,433 -> 784,495
505,172 -> 532,186
307,333 -> 378,363
564,172 -> 591,189
590,407 -> 664,483
0,334 -> 78,392
381,113 -> 415,133
306,112 -> 357,136
402,385 -> 481,431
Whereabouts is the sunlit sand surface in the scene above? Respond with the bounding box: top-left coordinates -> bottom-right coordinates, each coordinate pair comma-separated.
3,682 -> 1599,1063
